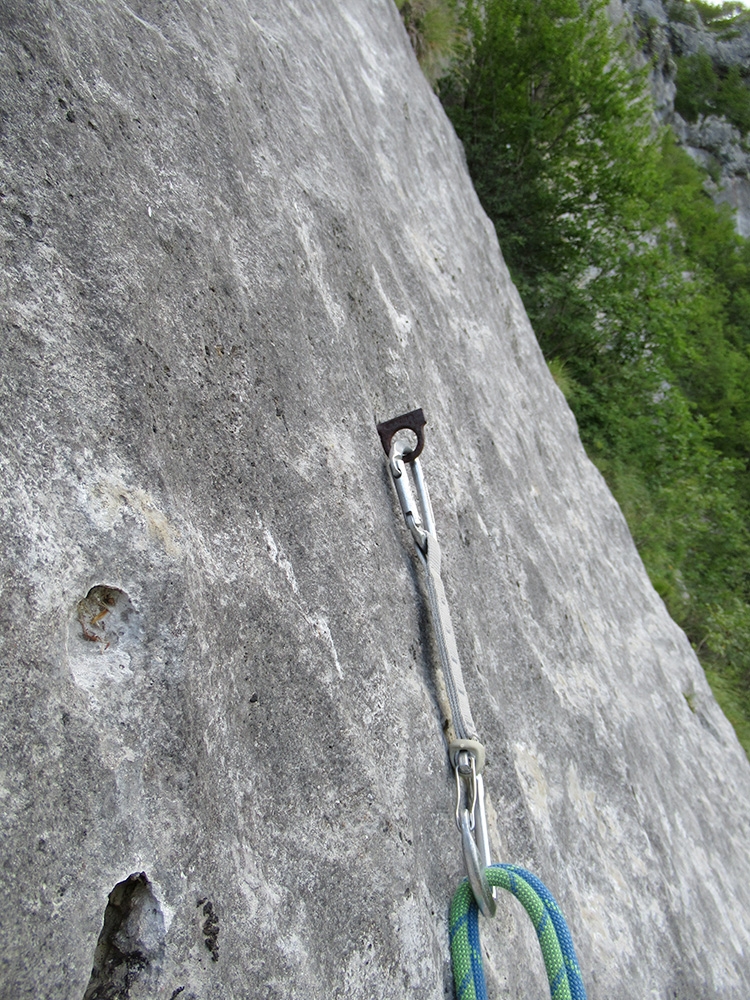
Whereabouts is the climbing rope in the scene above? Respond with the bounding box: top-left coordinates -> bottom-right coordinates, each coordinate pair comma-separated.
450,865 -> 587,1000
377,409 -> 588,1000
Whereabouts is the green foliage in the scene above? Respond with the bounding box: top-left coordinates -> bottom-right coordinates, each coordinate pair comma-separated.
675,52 -> 750,134
659,140 -> 750,469
674,51 -> 720,122
703,596 -> 750,754
704,598 -> 750,673
703,666 -> 750,752
668,1 -> 750,34
395,0 -> 462,85
718,65 -> 750,134
440,0 -> 655,304
546,358 -> 576,401
434,0 -> 750,755
692,1 -> 750,35
666,0 -> 700,27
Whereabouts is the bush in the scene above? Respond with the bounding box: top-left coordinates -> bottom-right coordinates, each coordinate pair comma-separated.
666,0 -> 699,27
718,65 -> 750,135
396,0 -> 461,85
692,1 -> 750,35
675,52 -> 750,135
674,51 -> 720,123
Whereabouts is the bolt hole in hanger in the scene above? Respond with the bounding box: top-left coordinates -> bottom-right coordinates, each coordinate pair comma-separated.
376,407 -> 426,462
377,409 -> 434,549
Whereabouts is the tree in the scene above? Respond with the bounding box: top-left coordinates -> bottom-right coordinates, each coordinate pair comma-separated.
435,0 -> 750,752
440,0 -> 657,356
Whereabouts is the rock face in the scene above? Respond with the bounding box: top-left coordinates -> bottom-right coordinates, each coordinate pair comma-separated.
622,0 -> 750,235
1,2 -> 750,998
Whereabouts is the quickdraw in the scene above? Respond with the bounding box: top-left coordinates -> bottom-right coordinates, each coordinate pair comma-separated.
377,409 -> 587,1000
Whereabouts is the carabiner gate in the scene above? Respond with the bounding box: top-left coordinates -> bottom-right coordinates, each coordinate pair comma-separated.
454,749 -> 496,918
377,408 -> 434,552
389,443 -> 435,553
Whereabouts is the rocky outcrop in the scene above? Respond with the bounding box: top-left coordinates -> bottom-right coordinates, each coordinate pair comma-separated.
622,0 -> 750,234
2,2 -> 750,998
678,112 -> 749,176
674,113 -> 750,235
615,0 -> 678,116
668,7 -> 750,64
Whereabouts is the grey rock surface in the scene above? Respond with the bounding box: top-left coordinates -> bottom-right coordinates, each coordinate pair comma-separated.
612,0 -> 677,117
714,171 -> 750,238
668,10 -> 750,65
678,112 -> 749,174
2,2 -> 750,999
673,112 -> 750,236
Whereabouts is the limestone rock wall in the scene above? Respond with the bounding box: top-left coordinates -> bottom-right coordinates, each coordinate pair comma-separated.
2,2 -> 750,998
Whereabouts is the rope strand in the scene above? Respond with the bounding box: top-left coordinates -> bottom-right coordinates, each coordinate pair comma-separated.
450,865 -> 587,1000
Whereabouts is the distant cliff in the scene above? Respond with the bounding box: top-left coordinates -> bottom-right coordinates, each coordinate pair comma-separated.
621,0 -> 750,234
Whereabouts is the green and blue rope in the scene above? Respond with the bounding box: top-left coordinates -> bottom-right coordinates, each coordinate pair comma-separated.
449,864 -> 587,1000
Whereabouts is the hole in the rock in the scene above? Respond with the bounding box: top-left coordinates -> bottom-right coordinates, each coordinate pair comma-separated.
196,897 -> 220,962
83,872 -> 165,1000
76,586 -> 134,649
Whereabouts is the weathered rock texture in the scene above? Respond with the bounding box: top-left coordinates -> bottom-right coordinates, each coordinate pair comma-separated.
1,2 -> 750,998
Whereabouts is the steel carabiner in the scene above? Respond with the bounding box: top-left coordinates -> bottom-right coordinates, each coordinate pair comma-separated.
377,408 -> 434,553
389,445 -> 435,553
454,749 -> 496,917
